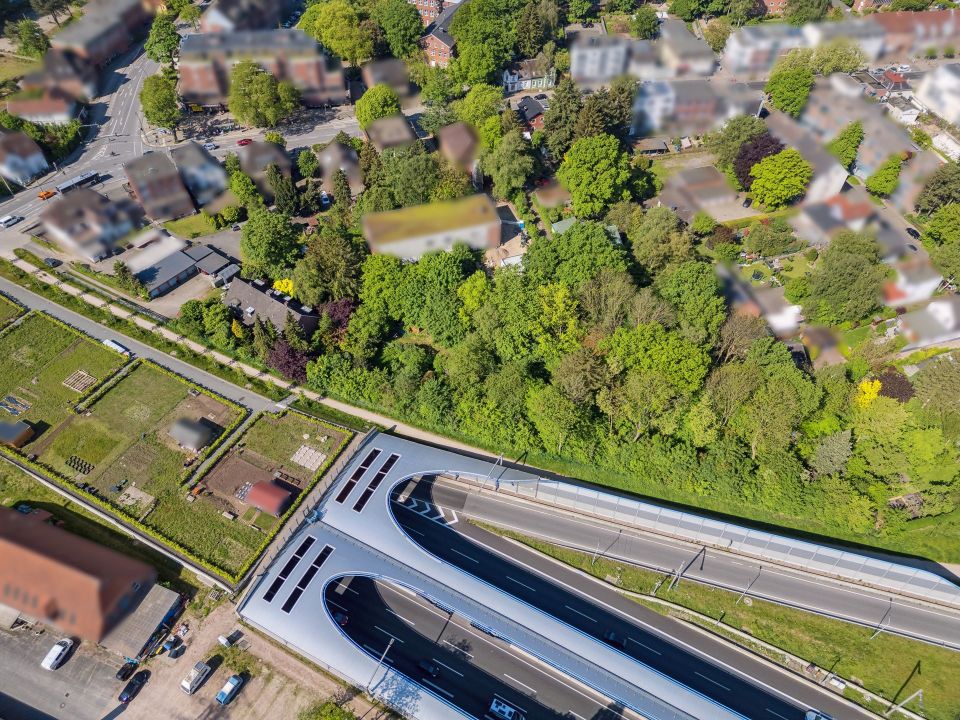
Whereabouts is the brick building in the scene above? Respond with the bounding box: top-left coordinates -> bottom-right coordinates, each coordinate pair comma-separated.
422,1 -> 463,67
409,0 -> 443,25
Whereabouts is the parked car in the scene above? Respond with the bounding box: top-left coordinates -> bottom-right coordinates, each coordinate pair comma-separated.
906,227 -> 921,239
0,215 -> 24,228
42,257 -> 61,268
38,189 -> 56,200
418,659 -> 440,677
215,674 -> 244,705
534,93 -> 550,109
180,660 -> 212,694
237,138 -> 253,146
231,223 -> 241,231
203,142 -> 218,151
40,639 -> 73,670
116,661 -> 137,681
118,670 -> 150,703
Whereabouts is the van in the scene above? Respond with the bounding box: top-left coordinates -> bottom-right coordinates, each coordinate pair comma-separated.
0,215 -> 23,228
180,660 -> 211,694
489,698 -> 525,720
41,639 -> 73,670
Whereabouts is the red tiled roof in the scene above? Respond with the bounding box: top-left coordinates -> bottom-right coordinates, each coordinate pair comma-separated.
246,480 -> 293,517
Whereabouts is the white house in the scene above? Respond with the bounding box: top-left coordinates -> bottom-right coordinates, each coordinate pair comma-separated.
916,63 -> 960,126
802,19 -> 884,63
722,24 -> 807,76
884,261 -> 942,307
0,130 -> 48,187
898,295 -> 960,349
502,60 -> 556,93
570,34 -> 630,86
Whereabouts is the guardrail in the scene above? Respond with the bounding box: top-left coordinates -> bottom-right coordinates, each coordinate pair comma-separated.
454,472 -> 960,610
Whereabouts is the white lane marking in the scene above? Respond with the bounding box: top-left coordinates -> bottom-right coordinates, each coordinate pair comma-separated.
432,659 -> 464,677
362,644 -> 393,662
503,673 -> 537,695
563,605 -> 597,623
506,576 -> 537,592
695,671 -> 731,692
442,639 -> 472,658
627,637 -> 662,655
373,626 -> 404,643
327,599 -> 349,612
451,547 -> 479,563
765,710 -> 792,720
421,679 -> 454,698
386,608 -> 416,626
401,524 -> 426,537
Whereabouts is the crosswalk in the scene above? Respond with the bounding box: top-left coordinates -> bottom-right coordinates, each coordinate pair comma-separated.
394,496 -> 459,526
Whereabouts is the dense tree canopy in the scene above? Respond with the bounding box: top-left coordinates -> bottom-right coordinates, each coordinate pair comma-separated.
749,148 -> 812,208
733,132 -> 784,190
240,208 -> 301,279
765,62 -> 814,118
826,120 -> 864,170
865,154 -> 903,197
558,133 -> 633,219
355,84 -> 402,130
373,0 -> 423,57
144,12 -> 179,64
228,62 -> 300,127
916,162 -> 960,214
140,75 -> 181,133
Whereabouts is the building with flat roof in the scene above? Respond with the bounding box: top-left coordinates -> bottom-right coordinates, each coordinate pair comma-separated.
40,189 -> 136,262
362,194 -> 501,260
169,418 -> 215,452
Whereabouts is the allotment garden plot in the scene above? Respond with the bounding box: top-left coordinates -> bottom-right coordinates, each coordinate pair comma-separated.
202,412 -> 348,534
0,313 -> 125,435
0,294 -> 21,326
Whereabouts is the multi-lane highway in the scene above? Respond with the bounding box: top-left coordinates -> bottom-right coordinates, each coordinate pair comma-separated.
390,476 -> 877,720
413,475 -> 960,652
327,575 -> 644,720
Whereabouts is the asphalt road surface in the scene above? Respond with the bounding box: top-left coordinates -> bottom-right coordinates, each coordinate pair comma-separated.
327,576 -> 642,720
420,477 -> 960,651
0,276 -> 276,412
392,478 -> 874,720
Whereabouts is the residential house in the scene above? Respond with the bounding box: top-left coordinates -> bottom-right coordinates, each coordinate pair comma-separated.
169,418 -> 214,452
5,88 -> 78,125
21,49 -> 99,102
224,277 -> 321,335
632,79 -> 723,137
422,1 -> 462,68
239,141 -> 292,202
502,59 -> 556,93
658,19 -> 715,77
51,0 -> 153,67
184,244 -> 237,286
516,96 -> 546,131
852,115 -> 913,180
40,189 -> 135,261
634,137 -> 669,155
884,260 -> 942,307
765,111 -> 848,203
245,480 -> 294,517
170,141 -> 227,208
743,286 -> 802,337
317,141 -> 364,196
365,114 -> 417,151
886,97 -> 920,126
802,19 -> 885,63
655,166 -> 736,224
570,34 -> 630,86
178,30 -> 347,109
0,131 -> 48,187
626,40 -> 664,81
200,0 -> 281,33
872,10 -> 960,59
124,153 -> 196,221
362,193 -> 501,260
409,0 -> 443,25
362,58 -> 412,97
0,506 -> 156,642
790,188 -> 878,248
722,25 -> 807,76
916,63 -> 960,126
898,295 -> 960,349
892,150 -> 942,214
438,121 -> 479,184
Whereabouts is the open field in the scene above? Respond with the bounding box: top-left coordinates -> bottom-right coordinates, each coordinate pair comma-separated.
0,54 -> 41,83
0,313 -> 125,433
486,524 -> 960,720
0,295 -> 21,325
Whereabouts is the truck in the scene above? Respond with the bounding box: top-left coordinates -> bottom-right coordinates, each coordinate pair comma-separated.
102,339 -> 131,356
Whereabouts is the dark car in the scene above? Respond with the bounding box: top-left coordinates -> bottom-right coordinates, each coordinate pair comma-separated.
231,223 -> 241,231
418,659 -> 440,677
42,257 -> 61,268
602,630 -> 628,650
333,611 -> 348,627
115,661 -> 137,681
162,636 -> 180,653
118,670 -> 150,703
906,227 -> 921,239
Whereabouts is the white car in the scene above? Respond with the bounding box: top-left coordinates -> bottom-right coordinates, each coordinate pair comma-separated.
41,639 -> 74,670
0,215 -> 24,228
203,142 -> 218,151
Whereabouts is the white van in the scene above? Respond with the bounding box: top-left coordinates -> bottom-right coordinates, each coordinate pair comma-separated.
489,698 -> 525,720
180,660 -> 211,694
0,215 -> 23,228
40,639 -> 73,670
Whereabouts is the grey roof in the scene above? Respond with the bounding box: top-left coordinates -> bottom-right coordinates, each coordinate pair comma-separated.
765,110 -> 845,177
101,583 -> 180,660
53,0 -> 142,48
135,250 -> 197,293
179,28 -> 321,59
517,96 -> 545,123
169,418 -> 214,450
659,19 -> 714,59
0,421 -> 31,444
225,278 -> 320,334
426,0 -> 465,47
188,245 -> 231,275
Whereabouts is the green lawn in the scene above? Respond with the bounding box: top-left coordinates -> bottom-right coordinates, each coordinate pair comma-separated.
487,525 -> 960,720
0,54 -> 41,83
839,325 -> 875,356
240,411 -> 348,482
0,295 -> 21,325
0,313 -> 125,434
163,214 -> 218,239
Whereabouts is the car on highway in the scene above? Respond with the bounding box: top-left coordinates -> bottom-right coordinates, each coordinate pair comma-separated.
215,674 -> 244,705
116,661 -> 137,681
333,611 -> 348,627
42,257 -> 61,268
203,142 -> 219,151
602,630 -> 628,650
118,670 -> 150,703
0,214 -> 24,228
237,138 -> 253,146
805,712 -> 833,720
906,227 -> 921,239
40,638 -> 73,670
38,189 -> 56,200
417,659 -> 440,678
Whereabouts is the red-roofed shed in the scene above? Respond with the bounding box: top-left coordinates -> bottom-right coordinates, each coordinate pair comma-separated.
246,480 -> 293,517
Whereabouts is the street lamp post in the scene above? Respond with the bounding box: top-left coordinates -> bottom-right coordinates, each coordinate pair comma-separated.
367,638 -> 394,693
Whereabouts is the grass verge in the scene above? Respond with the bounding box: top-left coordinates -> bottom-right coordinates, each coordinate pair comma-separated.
290,396 -> 378,433
480,523 -> 960,720
163,214 -> 219,239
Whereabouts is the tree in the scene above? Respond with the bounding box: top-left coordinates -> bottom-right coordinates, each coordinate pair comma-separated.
733,132 -> 784,190
826,120 -> 863,170
749,148 -> 812,209
765,63 -> 813,118
297,149 -> 319,179
542,77 -> 582,159
865,154 -> 903,197
453,83 -> 503,130
356,83 -> 401,130
264,131 -> 285,147
567,0 -> 593,21
527,383 -> 586,453
910,126 -> 932,150
145,12 -> 179,64
228,62 -> 299,127
630,5 -> 659,39
805,230 -> 885,324
515,0 -> 545,57
669,0 -> 707,21
924,203 -> 960,246
785,0 -> 828,24
557,133 -> 632,219
240,208 -> 301,278
811,38 -> 866,75
30,0 -> 70,27
690,211 -> 716,237
140,75 -> 181,136
916,162 -> 960,215
413,64 -> 457,106
628,206 -> 692,275
706,114 -> 767,172
373,0 -> 422,57
702,18 -> 731,53
743,217 -> 795,256
5,19 -> 49,58
268,338 -> 309,383
178,2 -> 201,27
524,221 -> 628,288
482,130 -> 533,199
229,171 -> 262,208
202,301 -> 234,350
655,261 -> 726,347
307,0 -> 374,66
266,164 -> 298,215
